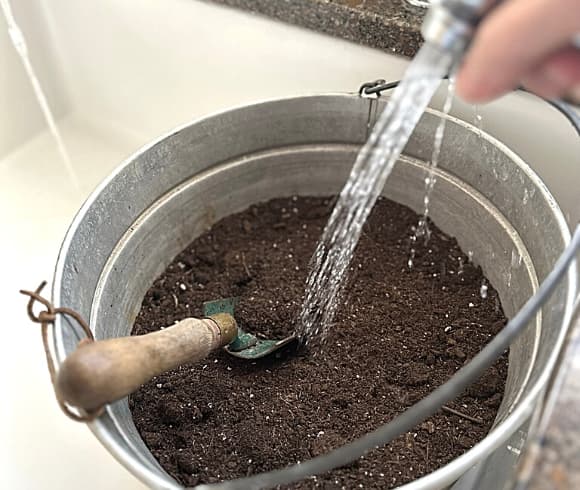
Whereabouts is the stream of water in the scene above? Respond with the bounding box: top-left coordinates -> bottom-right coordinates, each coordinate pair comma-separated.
298,43 -> 455,346
473,105 -> 491,299
1,0 -> 79,189
408,77 -> 456,269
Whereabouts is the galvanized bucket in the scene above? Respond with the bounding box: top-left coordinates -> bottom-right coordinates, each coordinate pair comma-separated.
52,92 -> 578,489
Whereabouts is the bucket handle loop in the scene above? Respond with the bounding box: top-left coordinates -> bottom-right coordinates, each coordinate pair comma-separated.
20,281 -> 104,422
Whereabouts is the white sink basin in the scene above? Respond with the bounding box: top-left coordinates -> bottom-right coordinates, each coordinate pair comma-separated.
1,1 -> 578,490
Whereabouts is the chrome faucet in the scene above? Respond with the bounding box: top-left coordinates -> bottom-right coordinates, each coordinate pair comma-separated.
421,0 -> 499,53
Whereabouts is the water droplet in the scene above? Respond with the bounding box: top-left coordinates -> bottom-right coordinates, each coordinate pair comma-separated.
497,163 -> 509,181
480,283 -> 488,299
511,249 -> 522,268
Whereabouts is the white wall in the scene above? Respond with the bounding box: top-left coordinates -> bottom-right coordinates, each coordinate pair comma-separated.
37,0 -> 409,142
0,0 -> 70,158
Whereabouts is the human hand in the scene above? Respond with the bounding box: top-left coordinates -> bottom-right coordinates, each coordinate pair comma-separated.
456,0 -> 580,102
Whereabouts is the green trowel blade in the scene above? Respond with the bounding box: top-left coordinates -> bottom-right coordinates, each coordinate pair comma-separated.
226,336 -> 296,359
203,297 -> 257,352
203,297 -> 238,317
202,297 -> 296,359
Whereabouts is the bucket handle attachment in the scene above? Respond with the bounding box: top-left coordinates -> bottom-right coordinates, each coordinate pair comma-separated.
20,282 -> 238,417
20,282 -> 104,422
358,77 -> 580,135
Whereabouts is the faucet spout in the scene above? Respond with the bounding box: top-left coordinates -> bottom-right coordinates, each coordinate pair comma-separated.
421,0 -> 499,53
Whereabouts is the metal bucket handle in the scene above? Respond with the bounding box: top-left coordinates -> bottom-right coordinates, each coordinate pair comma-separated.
194,84 -> 580,490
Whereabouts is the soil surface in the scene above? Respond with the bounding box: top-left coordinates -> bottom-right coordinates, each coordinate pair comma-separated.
130,196 -> 508,489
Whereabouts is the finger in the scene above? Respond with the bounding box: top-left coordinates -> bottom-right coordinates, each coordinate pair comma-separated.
522,47 -> 580,99
456,0 -> 580,102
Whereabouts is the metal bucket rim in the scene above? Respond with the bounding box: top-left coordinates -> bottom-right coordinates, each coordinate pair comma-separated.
51,92 -> 578,489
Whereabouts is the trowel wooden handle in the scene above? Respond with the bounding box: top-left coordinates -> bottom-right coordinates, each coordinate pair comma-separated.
55,313 -> 237,412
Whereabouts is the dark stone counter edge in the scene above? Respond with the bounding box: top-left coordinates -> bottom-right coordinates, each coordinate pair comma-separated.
206,0 -> 424,58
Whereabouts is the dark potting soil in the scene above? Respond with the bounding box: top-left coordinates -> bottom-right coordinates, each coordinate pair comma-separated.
130,196 -> 508,489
